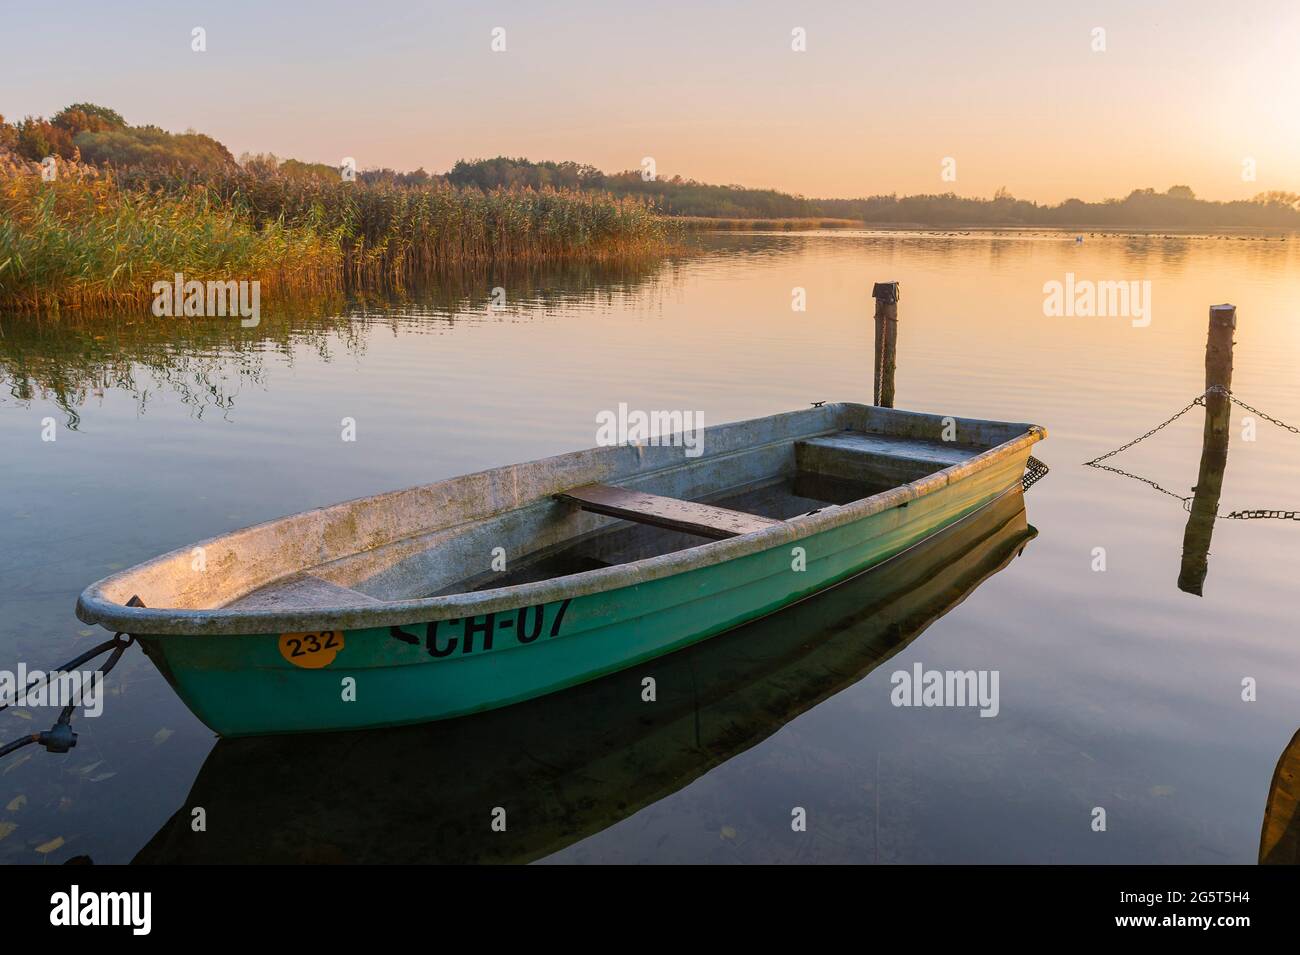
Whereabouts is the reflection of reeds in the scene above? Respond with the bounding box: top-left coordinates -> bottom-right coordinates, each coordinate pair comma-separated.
0,254 -> 681,423
0,170 -> 681,311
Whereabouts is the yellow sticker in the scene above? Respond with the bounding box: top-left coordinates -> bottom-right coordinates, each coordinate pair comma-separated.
278,631 -> 345,668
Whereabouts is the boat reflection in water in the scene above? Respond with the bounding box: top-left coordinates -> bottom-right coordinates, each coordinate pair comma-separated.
135,488 -> 1036,864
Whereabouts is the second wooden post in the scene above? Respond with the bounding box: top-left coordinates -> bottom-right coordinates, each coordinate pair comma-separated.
1178,303 -> 1236,596
872,281 -> 900,407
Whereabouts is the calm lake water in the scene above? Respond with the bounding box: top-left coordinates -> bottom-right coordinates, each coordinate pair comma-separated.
2,230 -> 1298,863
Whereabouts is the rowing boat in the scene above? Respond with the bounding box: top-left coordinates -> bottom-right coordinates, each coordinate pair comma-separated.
76,402 -> 1045,737
136,490 -> 1036,863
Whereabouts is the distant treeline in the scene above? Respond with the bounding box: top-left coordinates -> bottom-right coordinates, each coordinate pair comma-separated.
5,106 -> 1300,229
447,158 -> 1300,229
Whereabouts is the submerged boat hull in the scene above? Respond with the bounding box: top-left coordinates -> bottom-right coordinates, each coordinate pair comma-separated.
78,402 -> 1044,737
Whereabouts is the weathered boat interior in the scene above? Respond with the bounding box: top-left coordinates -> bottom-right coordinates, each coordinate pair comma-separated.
216,405 -> 1025,610
83,404 -> 1036,618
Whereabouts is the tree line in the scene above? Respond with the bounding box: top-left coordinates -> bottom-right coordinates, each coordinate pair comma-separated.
4,105 -> 1298,228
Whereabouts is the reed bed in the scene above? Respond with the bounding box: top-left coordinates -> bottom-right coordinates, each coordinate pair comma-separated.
0,175 -> 340,311
169,170 -> 678,276
0,168 -> 678,311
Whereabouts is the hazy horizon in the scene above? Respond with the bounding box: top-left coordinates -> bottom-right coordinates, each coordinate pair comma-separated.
4,0 -> 1298,204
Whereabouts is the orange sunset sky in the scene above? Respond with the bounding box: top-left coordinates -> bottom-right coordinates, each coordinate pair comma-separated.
4,0 -> 1298,203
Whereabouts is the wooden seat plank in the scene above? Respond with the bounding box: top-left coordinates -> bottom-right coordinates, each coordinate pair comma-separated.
796,430 -> 983,485
560,484 -> 781,540
799,431 -> 978,466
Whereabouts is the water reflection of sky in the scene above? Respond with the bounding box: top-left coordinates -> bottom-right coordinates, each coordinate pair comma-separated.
1,231 -> 1297,863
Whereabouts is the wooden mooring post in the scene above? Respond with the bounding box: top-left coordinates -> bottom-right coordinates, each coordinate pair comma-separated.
1178,303 -> 1236,596
872,282 -> 900,407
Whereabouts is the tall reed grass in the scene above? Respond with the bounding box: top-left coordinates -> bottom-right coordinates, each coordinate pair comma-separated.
0,174 -> 340,311
0,167 -> 678,311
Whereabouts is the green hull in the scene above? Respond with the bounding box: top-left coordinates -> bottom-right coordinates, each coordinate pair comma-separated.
140,452 -> 1024,737
135,490 -> 1036,863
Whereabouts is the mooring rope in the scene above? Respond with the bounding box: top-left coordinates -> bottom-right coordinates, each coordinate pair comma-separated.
0,632 -> 134,759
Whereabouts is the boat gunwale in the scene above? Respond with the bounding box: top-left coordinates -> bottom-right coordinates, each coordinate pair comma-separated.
75,404 -> 1046,636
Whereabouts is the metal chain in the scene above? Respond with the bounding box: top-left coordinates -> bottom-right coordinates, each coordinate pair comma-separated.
1083,386 -> 1300,520
1223,509 -> 1300,521
1221,391 -> 1300,435
1082,391 -> 1212,466
1084,462 -> 1192,505
1021,455 -> 1050,492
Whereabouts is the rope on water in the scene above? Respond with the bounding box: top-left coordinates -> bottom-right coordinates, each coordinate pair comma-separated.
0,632 -> 135,759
